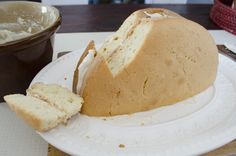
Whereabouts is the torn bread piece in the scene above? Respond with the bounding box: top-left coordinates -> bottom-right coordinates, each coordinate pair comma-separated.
27,83 -> 84,121
4,83 -> 84,131
4,94 -> 66,132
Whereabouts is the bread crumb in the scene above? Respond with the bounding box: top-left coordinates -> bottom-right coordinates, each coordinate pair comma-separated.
86,135 -> 90,139
119,144 -> 125,148
114,37 -> 119,40
103,118 -> 107,121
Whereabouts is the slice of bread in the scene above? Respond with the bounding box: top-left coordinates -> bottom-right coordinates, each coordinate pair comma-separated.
27,83 -> 84,120
4,83 -> 84,131
4,94 -> 66,131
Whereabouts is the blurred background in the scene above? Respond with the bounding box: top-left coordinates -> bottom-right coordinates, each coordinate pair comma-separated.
0,0 -> 214,5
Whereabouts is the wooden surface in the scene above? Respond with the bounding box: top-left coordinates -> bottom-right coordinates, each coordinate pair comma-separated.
55,4 -> 220,33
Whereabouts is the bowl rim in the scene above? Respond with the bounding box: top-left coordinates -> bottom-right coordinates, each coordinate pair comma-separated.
0,1 -> 61,47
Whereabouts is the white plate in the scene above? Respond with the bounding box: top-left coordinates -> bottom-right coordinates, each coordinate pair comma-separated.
31,48 -> 236,156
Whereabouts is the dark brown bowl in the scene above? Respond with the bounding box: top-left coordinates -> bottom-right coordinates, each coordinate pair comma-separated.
0,1 -> 61,101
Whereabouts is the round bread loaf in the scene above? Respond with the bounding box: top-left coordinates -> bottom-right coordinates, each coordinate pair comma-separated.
74,8 -> 218,116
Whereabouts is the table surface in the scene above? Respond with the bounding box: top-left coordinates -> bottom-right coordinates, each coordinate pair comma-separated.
2,4 -> 236,156
56,4 -> 220,33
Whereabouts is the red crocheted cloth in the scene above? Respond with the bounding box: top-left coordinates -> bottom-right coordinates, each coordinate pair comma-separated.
210,0 -> 236,35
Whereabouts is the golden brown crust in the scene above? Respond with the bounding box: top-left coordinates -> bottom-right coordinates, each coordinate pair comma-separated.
78,9 -> 218,116
80,58 -> 114,115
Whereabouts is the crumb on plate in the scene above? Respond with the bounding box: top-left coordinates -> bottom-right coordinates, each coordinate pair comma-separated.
119,144 -> 125,148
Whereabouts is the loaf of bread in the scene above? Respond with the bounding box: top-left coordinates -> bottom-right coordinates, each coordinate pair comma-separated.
73,8 -> 218,116
4,83 -> 83,131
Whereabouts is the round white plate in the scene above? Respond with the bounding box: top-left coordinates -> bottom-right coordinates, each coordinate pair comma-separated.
31,48 -> 236,156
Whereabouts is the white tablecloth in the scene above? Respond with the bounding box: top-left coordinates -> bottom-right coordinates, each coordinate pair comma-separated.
0,30 -> 235,156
